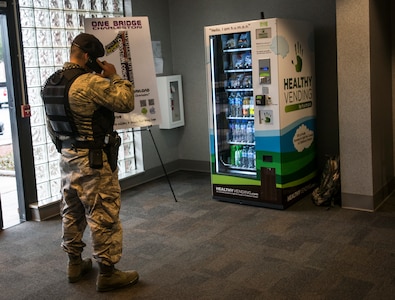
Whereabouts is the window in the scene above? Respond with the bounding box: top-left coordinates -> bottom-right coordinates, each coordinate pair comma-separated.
19,0 -> 142,206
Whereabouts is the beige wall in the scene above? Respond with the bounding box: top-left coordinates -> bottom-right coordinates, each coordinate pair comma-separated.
337,0 -> 393,210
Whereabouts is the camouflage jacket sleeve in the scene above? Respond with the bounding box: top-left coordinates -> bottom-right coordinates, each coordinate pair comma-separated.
73,73 -> 135,113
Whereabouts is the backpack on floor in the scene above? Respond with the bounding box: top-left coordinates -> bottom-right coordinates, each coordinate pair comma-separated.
312,155 -> 341,206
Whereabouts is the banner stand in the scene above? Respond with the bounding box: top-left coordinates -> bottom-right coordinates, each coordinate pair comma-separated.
133,126 -> 177,202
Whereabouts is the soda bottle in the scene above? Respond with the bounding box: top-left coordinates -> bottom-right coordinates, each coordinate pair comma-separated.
230,145 -> 236,166
249,95 -> 254,117
228,120 -> 234,142
228,93 -> 236,117
247,146 -> 255,169
242,96 -> 249,117
242,146 -> 248,168
246,121 -> 254,143
235,146 -> 241,167
240,120 -> 246,142
235,92 -> 242,117
234,121 -> 240,142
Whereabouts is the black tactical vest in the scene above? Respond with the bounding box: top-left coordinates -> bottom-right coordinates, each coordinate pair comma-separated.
41,66 -> 86,136
41,66 -> 115,150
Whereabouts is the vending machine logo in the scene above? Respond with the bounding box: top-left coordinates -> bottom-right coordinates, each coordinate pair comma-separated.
282,40 -> 314,112
292,42 -> 303,72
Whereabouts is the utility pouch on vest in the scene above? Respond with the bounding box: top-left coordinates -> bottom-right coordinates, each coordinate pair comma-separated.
89,149 -> 103,169
104,132 -> 121,172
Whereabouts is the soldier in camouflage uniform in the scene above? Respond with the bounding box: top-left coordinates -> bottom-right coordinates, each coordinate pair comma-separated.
43,33 -> 138,292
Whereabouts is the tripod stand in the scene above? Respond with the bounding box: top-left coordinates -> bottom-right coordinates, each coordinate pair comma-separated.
133,126 -> 177,202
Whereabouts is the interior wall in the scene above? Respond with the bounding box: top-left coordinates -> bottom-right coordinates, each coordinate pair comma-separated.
337,0 -> 393,211
392,1 -> 395,174
369,0 -> 393,194
127,0 -> 184,171
128,0 -> 337,176
167,0 -> 338,168
337,0 -> 373,197
131,0 -> 337,170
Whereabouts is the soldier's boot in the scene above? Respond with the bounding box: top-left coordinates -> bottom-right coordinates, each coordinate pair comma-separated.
96,263 -> 139,292
67,254 -> 93,283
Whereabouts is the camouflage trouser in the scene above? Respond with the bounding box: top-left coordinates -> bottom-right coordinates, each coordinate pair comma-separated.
60,147 -> 122,266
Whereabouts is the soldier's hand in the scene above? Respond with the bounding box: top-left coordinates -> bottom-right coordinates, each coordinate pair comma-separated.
97,59 -> 117,78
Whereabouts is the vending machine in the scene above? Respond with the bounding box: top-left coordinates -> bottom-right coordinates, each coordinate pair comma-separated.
205,18 -> 316,209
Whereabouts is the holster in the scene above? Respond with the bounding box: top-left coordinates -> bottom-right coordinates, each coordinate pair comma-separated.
104,131 -> 121,172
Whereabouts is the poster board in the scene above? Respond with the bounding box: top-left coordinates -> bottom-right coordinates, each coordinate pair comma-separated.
84,17 -> 160,129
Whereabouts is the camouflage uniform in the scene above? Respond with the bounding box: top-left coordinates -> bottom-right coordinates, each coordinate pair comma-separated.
60,62 -> 134,266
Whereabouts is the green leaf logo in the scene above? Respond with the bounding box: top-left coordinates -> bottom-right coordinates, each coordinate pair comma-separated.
292,42 -> 303,72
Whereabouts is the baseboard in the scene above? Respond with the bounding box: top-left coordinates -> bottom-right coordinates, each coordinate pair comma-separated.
29,200 -> 61,221
341,177 -> 395,212
120,159 -> 210,190
29,159 -> 210,221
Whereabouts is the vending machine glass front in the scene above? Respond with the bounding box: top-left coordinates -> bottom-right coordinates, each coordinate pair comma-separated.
209,32 -> 256,178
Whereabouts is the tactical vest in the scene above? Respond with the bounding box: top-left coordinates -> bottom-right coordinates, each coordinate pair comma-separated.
41,66 -> 115,151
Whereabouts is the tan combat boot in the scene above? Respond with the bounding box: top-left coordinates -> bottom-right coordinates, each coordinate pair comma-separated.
96,263 -> 139,292
67,255 -> 93,283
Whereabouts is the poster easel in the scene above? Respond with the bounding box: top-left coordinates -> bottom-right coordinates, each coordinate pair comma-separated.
133,126 -> 177,202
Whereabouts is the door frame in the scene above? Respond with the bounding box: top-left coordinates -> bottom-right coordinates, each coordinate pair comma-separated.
0,0 -> 37,225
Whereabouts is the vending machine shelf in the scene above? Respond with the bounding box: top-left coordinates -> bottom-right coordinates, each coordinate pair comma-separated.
225,89 -> 253,94
227,116 -> 254,120
223,47 -> 252,53
224,69 -> 252,73
228,141 -> 255,146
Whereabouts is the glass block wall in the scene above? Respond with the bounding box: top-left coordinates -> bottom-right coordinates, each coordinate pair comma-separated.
18,0 -> 141,206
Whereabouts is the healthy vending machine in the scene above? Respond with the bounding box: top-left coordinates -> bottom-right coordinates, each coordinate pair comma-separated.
205,18 -> 316,209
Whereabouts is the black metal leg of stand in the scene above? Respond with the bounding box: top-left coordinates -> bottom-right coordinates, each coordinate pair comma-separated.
148,127 -> 177,202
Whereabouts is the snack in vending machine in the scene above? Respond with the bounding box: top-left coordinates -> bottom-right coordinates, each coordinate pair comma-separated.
233,53 -> 244,69
244,52 -> 252,68
237,32 -> 250,48
235,74 -> 244,88
242,74 -> 252,88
